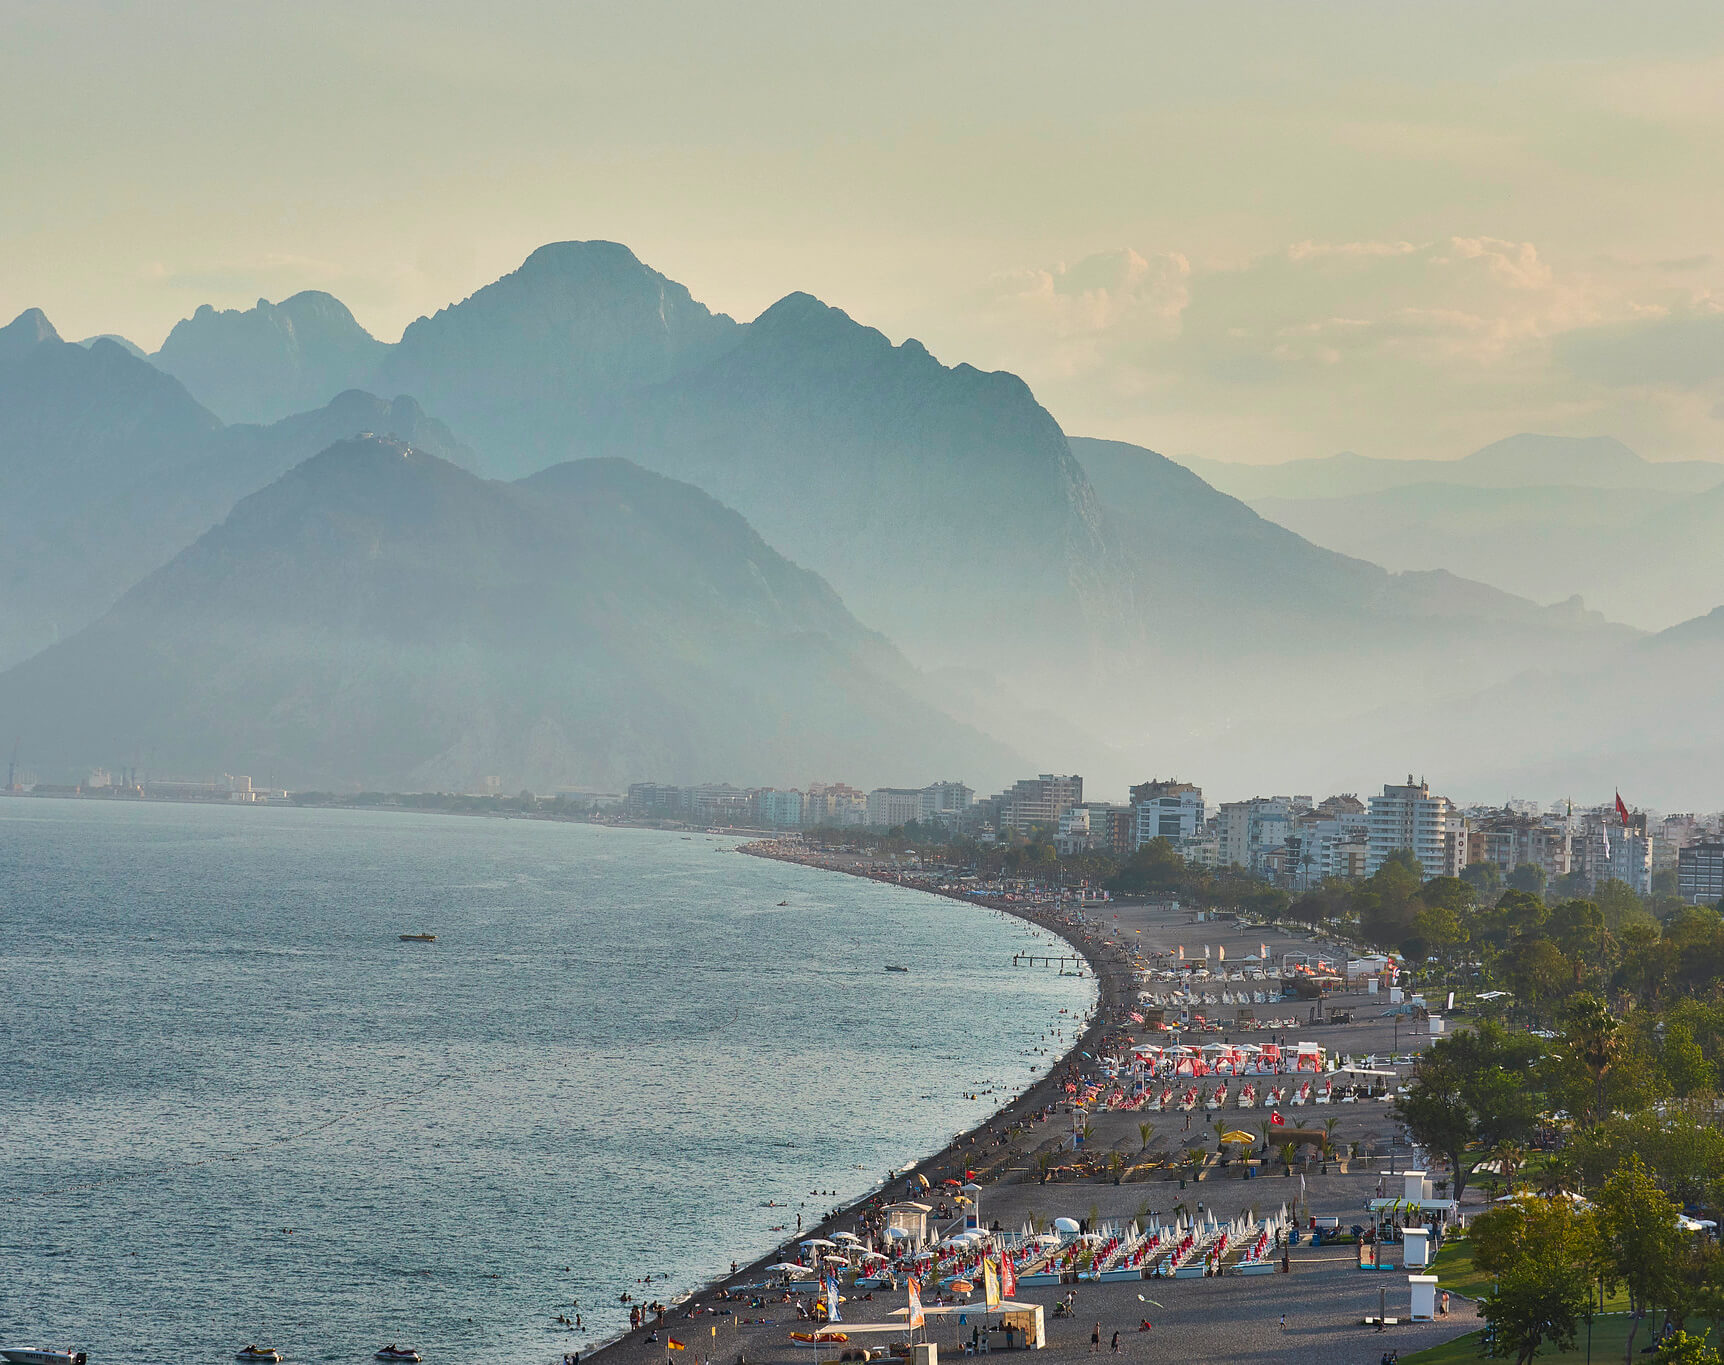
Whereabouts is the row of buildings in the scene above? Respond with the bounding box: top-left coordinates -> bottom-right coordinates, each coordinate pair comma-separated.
626,771 -> 1722,900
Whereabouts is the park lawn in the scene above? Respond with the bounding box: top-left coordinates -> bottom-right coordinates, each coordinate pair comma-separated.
1402,1315 -> 1719,1363
1427,1234 -> 1629,1310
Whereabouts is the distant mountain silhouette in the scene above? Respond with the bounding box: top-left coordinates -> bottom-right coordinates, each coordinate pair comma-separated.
0,437 -> 1014,790
588,289 -> 1120,670
1319,603 -> 1724,808
78,334 -> 146,358
153,291 -> 386,424
376,240 -> 742,473
0,309 -> 466,668
1066,436 -> 1638,793
1183,433 -> 1724,630
1184,434 -> 1724,500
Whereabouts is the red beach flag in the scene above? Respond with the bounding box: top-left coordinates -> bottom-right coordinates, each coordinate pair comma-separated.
667,1340 -> 686,1352
1000,1252 -> 1017,1299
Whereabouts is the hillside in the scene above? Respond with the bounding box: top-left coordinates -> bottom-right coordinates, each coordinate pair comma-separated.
0,438 -> 1015,791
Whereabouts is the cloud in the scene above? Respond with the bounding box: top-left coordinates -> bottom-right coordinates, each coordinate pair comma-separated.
951,236 -> 1724,460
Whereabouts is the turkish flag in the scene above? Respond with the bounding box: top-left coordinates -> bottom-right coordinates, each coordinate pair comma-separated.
1271,1111 -> 1285,1126
1616,791 -> 1631,825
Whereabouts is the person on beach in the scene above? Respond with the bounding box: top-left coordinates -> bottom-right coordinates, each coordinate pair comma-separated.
1110,1331 -> 1120,1353
1090,1323 -> 1101,1353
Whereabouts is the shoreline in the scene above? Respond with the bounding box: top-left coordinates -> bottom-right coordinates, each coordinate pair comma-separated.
584,840 -> 1137,1363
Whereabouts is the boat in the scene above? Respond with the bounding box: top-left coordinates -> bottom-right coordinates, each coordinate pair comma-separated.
399,933 -> 436,942
374,1349 -> 422,1362
2,1351 -> 87,1365
884,965 -> 909,973
235,1350 -> 283,1363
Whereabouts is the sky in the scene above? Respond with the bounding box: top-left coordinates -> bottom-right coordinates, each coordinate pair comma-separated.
7,0 -> 1724,464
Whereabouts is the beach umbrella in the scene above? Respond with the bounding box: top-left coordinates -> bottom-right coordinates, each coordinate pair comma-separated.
802,1238 -> 838,1247
833,1232 -> 864,1243
1220,1131 -> 1255,1144
951,1280 -> 975,1294
1052,1217 -> 1081,1234
885,1228 -> 912,1240
769,1262 -> 811,1273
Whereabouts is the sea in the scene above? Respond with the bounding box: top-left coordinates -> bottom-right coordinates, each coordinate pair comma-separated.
0,799 -> 1095,1365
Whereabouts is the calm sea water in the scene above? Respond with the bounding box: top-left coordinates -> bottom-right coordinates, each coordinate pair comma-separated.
0,800 -> 1093,1365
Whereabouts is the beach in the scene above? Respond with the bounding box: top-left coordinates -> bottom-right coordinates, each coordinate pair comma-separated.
585,841 -> 1486,1365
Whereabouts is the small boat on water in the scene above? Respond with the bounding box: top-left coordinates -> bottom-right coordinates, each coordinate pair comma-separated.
235,1349 -> 283,1363
1,1350 -> 87,1365
398,934 -> 436,942
884,965 -> 909,973
374,1348 -> 422,1362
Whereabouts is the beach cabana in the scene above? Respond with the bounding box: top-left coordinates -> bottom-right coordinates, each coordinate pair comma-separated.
886,1202 -> 933,1249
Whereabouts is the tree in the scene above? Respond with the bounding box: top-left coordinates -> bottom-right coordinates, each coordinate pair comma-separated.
1548,900 -> 1611,984
1499,935 -> 1572,1011
1462,860 -> 1504,902
1594,1155 -> 1687,1362
1565,992 -> 1623,1124
1595,878 -> 1650,931
1355,850 -> 1424,945
1661,1020 -> 1712,1099
1651,1331 -> 1723,1365
1393,1021 -> 1543,1201
1506,862 -> 1548,899
1474,1196 -> 1600,1364
1569,1113 -> 1724,1212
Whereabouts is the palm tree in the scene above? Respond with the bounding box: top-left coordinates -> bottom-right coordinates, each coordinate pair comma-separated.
1257,1118 -> 1274,1157
1138,1120 -> 1156,1150
1566,992 -> 1622,1124
1491,1139 -> 1525,1190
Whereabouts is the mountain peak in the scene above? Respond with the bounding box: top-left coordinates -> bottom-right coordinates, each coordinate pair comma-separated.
0,307 -> 62,363
153,291 -> 386,424
518,239 -> 650,279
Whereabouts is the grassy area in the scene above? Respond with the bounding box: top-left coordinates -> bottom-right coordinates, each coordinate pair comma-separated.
1427,1233 -> 1630,1310
1403,1315 -> 1720,1363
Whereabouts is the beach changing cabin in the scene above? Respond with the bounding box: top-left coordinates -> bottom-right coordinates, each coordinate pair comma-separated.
887,1201 -> 933,1250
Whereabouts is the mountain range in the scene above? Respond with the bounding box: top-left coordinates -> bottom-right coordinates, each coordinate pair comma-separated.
0,436 -> 1010,791
0,308 -> 464,670
3,241 -> 1718,799
1183,434 -> 1724,631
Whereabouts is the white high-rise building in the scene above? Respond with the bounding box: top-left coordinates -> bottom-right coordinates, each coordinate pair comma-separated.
1132,783 -> 1206,848
1366,776 -> 1458,878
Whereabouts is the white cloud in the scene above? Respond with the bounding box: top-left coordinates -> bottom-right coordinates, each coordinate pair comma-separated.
952,236 -> 1724,462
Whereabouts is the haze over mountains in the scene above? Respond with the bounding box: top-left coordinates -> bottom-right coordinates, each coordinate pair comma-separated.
0,436 -> 1008,790
3,239 -> 1721,799
1186,435 -> 1724,631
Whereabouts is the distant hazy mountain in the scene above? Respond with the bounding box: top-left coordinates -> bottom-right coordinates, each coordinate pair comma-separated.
590,290 -> 1121,670
0,308 -> 466,668
0,315 -> 220,525
376,240 -> 742,475
1184,434 -> 1724,500
1182,433 -> 1724,630
1065,436 -> 1634,792
77,333 -> 146,358
152,291 -> 386,425
0,437 -> 1014,791
1320,604 -> 1724,808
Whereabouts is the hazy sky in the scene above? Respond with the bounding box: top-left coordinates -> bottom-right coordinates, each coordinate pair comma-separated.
8,1 -> 1724,463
